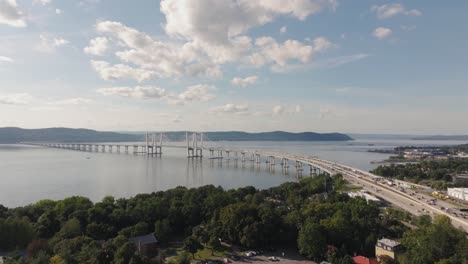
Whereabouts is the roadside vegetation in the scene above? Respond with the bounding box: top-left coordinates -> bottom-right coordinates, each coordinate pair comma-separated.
0,174 -> 466,264
371,159 -> 468,188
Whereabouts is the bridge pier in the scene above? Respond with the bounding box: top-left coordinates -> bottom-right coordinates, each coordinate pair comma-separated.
125,145 -> 129,153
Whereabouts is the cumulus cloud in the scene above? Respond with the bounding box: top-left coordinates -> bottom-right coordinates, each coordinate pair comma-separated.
91,60 -> 157,82
280,26 -> 287,34
97,84 -> 216,106
84,37 -> 109,56
86,1 -> 337,82
55,8 -> 62,14
247,36 -> 333,71
0,56 -> 13,63
372,27 -> 392,40
210,103 -> 249,115
231,75 -> 258,87
162,0 -> 336,43
0,93 -> 32,105
0,0 -> 27,27
94,21 -> 223,79
97,86 -> 166,99
371,4 -> 422,19
176,84 -> 216,103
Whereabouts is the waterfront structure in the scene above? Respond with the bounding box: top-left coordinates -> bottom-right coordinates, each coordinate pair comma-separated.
447,188 -> 468,201
375,238 -> 402,261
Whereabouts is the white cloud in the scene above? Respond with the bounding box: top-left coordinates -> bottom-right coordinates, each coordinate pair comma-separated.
84,37 -> 109,56
280,26 -> 287,34
52,98 -> 94,105
38,34 -> 69,52
372,27 -> 392,40
0,93 -> 32,105
94,21 -> 223,79
231,75 -> 258,87
55,8 -> 62,14
0,56 -> 13,63
371,4 -> 422,19
272,104 -> 303,115
210,103 -> 249,114
34,0 -> 52,5
0,0 -> 27,27
97,84 -> 215,106
176,84 -> 216,103
91,60 -> 157,82
312,36 -> 334,52
249,36 -> 333,70
97,86 -> 166,99
161,0 -> 336,54
87,1 -> 337,82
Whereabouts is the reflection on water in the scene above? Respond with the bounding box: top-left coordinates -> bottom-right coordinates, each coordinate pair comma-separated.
0,139 -> 466,207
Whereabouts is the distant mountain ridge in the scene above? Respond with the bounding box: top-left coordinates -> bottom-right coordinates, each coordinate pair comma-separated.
0,127 -> 139,143
0,127 -> 353,143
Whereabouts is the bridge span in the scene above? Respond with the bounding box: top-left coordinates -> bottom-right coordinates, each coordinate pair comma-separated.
27,135 -> 468,232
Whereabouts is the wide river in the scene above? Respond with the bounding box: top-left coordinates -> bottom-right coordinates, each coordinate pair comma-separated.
1,139 -> 466,208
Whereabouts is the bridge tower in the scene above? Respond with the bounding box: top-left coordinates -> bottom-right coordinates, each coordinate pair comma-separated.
145,132 -> 163,155
186,132 -> 203,158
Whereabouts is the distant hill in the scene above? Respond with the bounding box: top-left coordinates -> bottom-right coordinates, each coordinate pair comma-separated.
198,131 -> 353,141
0,127 -> 140,143
412,135 -> 468,141
126,131 -> 353,141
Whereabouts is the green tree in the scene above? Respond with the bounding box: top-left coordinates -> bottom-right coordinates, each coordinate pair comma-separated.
297,219 -> 327,260
183,236 -> 202,258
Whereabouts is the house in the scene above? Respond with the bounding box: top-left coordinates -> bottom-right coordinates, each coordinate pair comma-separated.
352,256 -> 379,264
375,238 -> 402,261
129,233 -> 159,257
452,174 -> 468,185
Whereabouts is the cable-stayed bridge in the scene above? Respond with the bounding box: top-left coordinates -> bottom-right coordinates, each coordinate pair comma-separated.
25,132 -> 468,232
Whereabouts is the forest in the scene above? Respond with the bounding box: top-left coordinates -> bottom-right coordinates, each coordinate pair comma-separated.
0,174 -> 466,264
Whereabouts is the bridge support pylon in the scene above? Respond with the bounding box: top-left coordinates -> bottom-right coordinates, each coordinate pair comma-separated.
186,132 -> 203,158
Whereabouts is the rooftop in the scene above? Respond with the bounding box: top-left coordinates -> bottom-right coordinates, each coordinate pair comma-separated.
352,256 -> 379,264
129,233 -> 158,246
377,238 -> 400,247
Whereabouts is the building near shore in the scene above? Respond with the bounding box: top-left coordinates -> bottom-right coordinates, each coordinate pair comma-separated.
447,188 -> 468,201
375,238 -> 403,261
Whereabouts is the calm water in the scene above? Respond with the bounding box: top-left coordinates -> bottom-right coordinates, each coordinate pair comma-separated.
0,139 -> 466,207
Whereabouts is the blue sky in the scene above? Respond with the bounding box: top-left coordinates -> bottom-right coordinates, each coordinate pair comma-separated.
0,0 -> 467,134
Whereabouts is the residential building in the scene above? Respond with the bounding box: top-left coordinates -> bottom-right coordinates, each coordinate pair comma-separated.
452,174 -> 468,185
447,188 -> 468,201
129,233 -> 158,257
375,238 -> 402,261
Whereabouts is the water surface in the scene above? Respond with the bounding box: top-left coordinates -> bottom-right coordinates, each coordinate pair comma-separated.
0,139 -> 465,207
